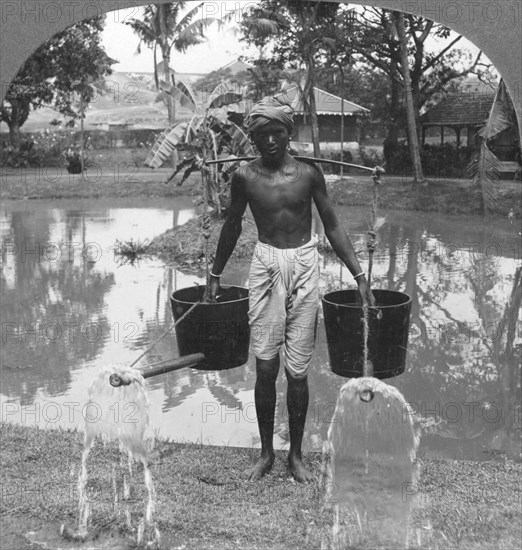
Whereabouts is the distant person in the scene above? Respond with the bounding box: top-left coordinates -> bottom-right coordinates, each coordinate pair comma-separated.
209,96 -> 372,482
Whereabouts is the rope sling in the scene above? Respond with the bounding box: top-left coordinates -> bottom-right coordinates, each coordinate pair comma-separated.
362,169 -> 383,377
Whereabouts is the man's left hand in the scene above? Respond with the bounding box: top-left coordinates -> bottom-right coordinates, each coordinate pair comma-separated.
356,276 -> 376,308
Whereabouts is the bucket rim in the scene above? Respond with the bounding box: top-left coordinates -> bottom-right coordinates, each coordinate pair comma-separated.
321,288 -> 412,309
171,285 -> 249,306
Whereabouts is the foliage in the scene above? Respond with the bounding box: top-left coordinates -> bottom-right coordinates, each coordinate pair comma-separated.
126,2 -> 219,124
1,141 -> 45,168
467,79 -> 521,215
343,7 -> 491,169
240,0 -> 342,156
194,67 -> 250,96
0,17 -> 114,148
359,146 -> 385,168
0,129 -> 163,168
145,81 -> 255,216
240,3 -> 495,170
383,142 -> 474,178
62,146 -> 86,174
320,150 -> 354,175
0,128 -> 79,168
315,65 -> 390,140
113,238 -> 151,266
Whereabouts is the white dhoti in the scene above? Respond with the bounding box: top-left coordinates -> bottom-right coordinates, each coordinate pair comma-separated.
248,236 -> 320,379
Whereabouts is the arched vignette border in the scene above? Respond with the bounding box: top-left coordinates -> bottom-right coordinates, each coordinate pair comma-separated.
0,0 -> 521,148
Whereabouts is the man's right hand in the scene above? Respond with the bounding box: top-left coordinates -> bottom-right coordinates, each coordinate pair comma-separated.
208,275 -> 221,303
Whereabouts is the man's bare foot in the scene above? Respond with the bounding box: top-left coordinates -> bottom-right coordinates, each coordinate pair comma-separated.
244,454 -> 274,481
288,453 -> 314,483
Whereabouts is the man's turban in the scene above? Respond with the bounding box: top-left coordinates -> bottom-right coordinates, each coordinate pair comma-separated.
245,96 -> 294,134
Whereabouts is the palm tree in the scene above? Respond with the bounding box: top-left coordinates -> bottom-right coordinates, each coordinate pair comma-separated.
126,2 -> 218,126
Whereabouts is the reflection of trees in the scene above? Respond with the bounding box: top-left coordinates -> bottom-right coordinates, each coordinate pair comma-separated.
131,269 -> 257,413
313,217 -> 521,458
400,231 -> 520,458
1,210 -> 114,403
492,268 -> 521,458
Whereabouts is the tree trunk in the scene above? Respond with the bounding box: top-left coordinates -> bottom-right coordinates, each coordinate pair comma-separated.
6,99 -> 29,150
8,120 -> 21,149
80,95 -> 85,172
162,50 -> 174,125
339,64 -> 345,178
159,4 -> 175,125
383,77 -> 401,172
306,57 -> 321,158
395,12 -> 425,184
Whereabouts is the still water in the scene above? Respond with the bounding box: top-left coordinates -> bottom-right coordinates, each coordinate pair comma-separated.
1,197 -> 520,461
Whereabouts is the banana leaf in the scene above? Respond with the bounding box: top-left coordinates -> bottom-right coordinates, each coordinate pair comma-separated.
159,78 -> 198,110
144,122 -> 188,168
468,80 -> 516,215
228,120 -> 255,156
207,82 -> 243,110
166,156 -> 197,184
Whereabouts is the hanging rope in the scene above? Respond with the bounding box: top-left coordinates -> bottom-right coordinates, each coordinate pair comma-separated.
362,167 -> 383,377
128,301 -> 200,368
366,168 -> 382,289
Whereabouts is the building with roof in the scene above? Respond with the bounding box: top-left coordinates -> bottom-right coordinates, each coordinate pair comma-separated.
420,93 -> 496,148
274,86 -> 369,151
420,87 -> 521,180
218,59 -> 254,76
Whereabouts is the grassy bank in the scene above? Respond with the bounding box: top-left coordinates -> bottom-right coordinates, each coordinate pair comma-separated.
1,166 -> 520,220
327,174 -> 521,218
147,216 -> 259,272
1,423 -> 521,550
0,166 -> 198,201
146,216 -> 338,269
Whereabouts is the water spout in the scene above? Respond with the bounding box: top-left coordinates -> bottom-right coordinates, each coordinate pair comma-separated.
324,378 -> 419,549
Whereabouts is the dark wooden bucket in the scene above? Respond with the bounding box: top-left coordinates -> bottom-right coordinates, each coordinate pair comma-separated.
322,289 -> 411,379
170,285 -> 250,371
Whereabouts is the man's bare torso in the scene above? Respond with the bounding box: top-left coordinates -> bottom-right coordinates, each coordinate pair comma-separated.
238,154 -> 317,249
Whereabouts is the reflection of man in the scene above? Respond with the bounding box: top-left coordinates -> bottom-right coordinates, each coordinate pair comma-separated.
209,97 -> 372,482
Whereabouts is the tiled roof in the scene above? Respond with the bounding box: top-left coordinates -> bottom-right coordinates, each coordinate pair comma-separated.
421,93 -> 495,127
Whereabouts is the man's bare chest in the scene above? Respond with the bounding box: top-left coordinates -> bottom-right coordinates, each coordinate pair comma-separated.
244,170 -> 312,210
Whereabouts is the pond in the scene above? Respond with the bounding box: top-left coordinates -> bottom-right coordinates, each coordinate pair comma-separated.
1,196 -> 520,461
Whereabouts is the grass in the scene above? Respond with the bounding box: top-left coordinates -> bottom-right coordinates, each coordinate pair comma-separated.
148,215 -> 259,271
1,423 -> 521,549
113,238 -> 152,266
326,173 -> 521,218
2,164 -> 520,221
0,165 -> 198,201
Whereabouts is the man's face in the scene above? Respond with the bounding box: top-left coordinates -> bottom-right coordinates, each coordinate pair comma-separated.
251,120 -> 290,163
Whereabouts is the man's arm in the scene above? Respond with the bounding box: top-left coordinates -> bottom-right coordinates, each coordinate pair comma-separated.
209,170 -> 248,296
310,165 -> 372,304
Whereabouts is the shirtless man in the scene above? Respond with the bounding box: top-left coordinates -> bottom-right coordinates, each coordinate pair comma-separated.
209,97 -> 371,482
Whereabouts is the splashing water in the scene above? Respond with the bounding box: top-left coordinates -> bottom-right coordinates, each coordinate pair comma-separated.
324,377 -> 419,550
66,364 -> 160,547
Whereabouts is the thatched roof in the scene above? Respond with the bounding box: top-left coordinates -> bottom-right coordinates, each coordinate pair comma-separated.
421,93 -> 495,127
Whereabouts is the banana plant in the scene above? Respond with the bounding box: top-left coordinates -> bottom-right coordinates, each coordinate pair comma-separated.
145,79 -> 255,295
145,79 -> 254,215
467,79 -> 519,215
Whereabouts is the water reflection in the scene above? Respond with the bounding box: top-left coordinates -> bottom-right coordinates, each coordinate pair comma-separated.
0,200 -> 520,460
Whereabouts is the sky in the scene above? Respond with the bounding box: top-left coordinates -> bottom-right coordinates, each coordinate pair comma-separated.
102,3 -> 260,75
101,2 -> 492,86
